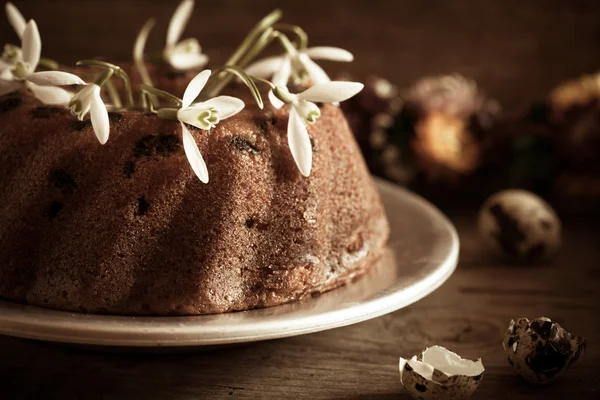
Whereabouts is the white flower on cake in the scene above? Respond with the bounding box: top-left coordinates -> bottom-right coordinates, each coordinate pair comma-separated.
0,20 -> 82,104
163,0 -> 208,71
68,83 -> 110,145
271,81 -> 363,177
246,45 -> 353,108
1,2 -> 26,76
176,69 -> 245,183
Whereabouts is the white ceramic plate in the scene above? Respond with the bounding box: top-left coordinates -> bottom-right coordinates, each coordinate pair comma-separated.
0,179 -> 458,348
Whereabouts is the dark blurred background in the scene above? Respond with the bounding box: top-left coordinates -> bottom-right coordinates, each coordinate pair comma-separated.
1,0 -> 600,108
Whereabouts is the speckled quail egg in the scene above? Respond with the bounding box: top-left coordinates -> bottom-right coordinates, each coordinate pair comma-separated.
503,317 -> 586,385
399,345 -> 484,399
478,190 -> 561,262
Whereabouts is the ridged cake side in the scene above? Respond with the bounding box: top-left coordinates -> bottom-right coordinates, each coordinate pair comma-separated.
0,89 -> 389,315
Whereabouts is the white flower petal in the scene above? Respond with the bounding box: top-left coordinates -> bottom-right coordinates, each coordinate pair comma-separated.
287,107 -> 312,177
268,89 -> 285,109
27,71 -> 85,86
166,0 -> 194,47
182,69 -> 211,108
5,2 -> 26,39
298,81 -> 364,103
181,122 -> 209,183
0,68 -> 14,80
300,55 -> 330,85
303,46 -> 354,62
245,55 -> 285,78
21,20 -> 41,70
272,56 -> 292,87
168,50 -> 208,71
28,82 -> 72,105
0,79 -> 21,96
201,95 -> 245,119
90,86 -> 109,144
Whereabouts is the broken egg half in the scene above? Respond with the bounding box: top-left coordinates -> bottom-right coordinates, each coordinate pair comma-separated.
503,317 -> 586,385
399,346 -> 484,399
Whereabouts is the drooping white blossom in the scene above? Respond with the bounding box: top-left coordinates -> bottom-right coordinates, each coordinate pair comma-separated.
68,83 -> 110,145
271,81 -> 363,176
0,20 -> 82,105
176,70 -> 245,183
163,0 -> 208,71
1,2 -> 26,75
246,45 -> 353,108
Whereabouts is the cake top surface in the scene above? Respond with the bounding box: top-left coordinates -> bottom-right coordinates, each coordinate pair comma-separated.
1,0 -> 366,183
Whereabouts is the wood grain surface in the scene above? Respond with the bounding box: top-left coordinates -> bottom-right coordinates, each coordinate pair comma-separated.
1,1 -> 599,399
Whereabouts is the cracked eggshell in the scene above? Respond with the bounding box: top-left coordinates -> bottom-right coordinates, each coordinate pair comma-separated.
399,346 -> 484,399
478,190 -> 561,262
503,317 -> 586,385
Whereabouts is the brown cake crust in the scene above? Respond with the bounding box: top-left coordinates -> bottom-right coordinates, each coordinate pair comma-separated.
0,88 -> 389,315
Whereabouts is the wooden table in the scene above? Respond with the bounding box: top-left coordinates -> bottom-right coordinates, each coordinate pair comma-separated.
1,1 -> 599,398
1,214 -> 598,399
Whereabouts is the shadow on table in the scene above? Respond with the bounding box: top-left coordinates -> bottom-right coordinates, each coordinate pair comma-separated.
0,335 -> 279,399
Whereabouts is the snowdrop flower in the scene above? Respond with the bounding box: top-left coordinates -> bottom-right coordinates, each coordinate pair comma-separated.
0,20 -> 82,105
68,83 -> 110,145
271,81 -> 364,176
175,70 -> 245,183
246,45 -> 353,108
163,0 -> 208,70
1,3 -> 26,76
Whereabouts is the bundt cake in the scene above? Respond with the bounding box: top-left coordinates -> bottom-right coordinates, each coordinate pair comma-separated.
0,1 -> 389,315
0,87 -> 389,315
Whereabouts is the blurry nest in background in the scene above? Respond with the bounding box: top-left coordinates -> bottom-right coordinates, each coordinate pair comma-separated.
341,71 -> 600,213
341,73 -> 502,205
495,72 -> 600,212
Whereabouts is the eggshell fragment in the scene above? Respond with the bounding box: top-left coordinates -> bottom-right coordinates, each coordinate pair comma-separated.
503,317 -> 586,384
399,346 -> 484,399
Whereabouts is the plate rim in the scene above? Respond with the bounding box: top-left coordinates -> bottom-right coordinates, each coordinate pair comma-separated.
0,179 -> 459,347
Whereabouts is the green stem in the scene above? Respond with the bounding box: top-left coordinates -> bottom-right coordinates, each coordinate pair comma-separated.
117,69 -> 135,109
157,108 -> 179,120
201,66 -> 264,109
77,60 -> 135,109
225,9 -> 282,67
94,68 -> 114,87
105,80 -> 123,108
273,32 -> 297,55
141,84 -> 182,107
202,9 -> 281,98
133,18 -> 159,108
237,28 -> 276,68
203,28 -> 276,100
251,76 -> 276,89
38,57 -> 59,70
77,59 -> 121,71
140,91 -> 149,112
272,23 -> 308,50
